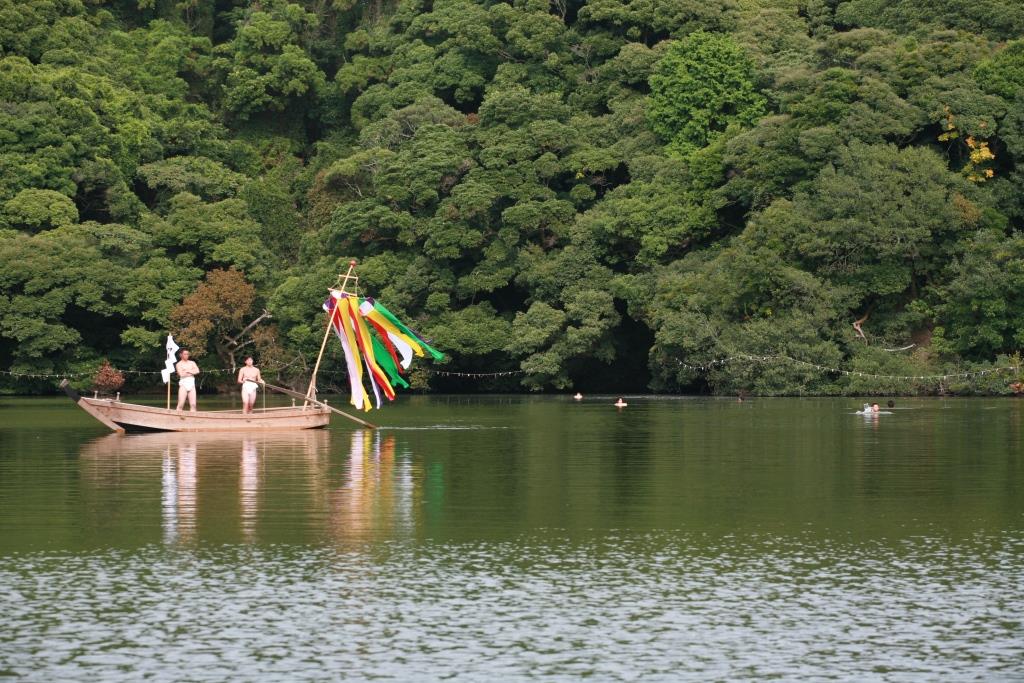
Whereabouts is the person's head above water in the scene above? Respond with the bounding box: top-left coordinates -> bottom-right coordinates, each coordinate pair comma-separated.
887,400 -> 895,408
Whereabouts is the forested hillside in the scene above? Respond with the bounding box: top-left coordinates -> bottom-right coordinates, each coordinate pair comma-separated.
1,0 -> 1023,395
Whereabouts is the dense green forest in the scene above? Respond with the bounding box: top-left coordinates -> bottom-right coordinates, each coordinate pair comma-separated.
1,0 -> 1023,395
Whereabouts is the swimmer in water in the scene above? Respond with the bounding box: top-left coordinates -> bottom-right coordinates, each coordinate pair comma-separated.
857,402 -> 878,415
573,392 -> 583,400
614,397 -> 628,407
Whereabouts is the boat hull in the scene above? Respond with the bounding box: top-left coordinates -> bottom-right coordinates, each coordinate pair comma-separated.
79,397 -> 331,432
60,379 -> 332,433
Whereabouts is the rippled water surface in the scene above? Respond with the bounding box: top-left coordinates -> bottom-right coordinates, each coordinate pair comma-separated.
1,396 -> 1022,680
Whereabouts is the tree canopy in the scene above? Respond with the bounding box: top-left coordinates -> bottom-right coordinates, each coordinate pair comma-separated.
1,0 -> 1022,395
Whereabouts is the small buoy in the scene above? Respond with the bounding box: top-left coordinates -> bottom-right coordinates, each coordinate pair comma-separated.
573,392 -> 583,400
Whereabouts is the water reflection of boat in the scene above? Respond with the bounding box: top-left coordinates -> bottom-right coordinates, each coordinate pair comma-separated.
80,430 -> 331,458
81,431 -> 330,543
78,429 -> 420,543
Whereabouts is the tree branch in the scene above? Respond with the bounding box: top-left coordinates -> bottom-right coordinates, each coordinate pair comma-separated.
852,311 -> 869,342
224,309 -> 272,348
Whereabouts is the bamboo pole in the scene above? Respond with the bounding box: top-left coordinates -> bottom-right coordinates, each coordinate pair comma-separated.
305,260 -> 358,402
264,382 -> 377,429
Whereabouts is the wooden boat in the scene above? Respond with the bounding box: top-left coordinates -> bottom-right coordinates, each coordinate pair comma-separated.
62,380 -> 330,433
62,262 -> 381,434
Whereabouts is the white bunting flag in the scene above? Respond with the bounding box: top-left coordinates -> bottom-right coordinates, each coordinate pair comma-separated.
161,334 -> 179,384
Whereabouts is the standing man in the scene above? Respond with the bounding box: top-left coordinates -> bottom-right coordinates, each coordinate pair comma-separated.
175,349 -> 201,412
237,356 -> 263,414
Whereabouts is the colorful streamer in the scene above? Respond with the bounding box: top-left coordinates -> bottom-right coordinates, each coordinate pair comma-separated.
367,299 -> 445,362
324,292 -> 444,411
326,294 -> 370,411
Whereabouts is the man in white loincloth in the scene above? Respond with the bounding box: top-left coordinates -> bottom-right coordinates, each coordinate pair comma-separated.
237,356 -> 264,414
175,349 -> 201,411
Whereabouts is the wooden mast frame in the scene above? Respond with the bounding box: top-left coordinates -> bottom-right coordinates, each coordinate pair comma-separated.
305,260 -> 358,402
290,259 -> 378,428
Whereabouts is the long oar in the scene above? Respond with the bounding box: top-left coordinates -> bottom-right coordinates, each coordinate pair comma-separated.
262,382 -> 377,429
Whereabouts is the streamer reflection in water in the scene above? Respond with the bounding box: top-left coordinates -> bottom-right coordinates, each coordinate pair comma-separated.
330,431 -> 416,541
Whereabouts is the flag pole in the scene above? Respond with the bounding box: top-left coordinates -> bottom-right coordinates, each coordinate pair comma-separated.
306,260 -> 357,403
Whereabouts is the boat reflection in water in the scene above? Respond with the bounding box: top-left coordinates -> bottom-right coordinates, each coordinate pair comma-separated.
78,429 -> 418,544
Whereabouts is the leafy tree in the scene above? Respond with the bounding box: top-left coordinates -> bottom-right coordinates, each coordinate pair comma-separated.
0,221 -> 144,376
146,193 -> 276,282
214,0 -> 326,120
578,0 -> 738,41
647,31 -> 766,156
834,0 -> 1024,41
0,0 -> 88,62
1,189 -> 79,231
928,228 -> 1024,359
976,40 -> 1024,101
755,142 -> 976,306
137,156 -> 248,203
168,267 -> 263,369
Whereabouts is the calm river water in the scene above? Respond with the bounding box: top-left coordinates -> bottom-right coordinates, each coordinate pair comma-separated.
0,395 -> 1021,680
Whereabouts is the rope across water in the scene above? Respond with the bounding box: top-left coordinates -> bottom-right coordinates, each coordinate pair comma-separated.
672,353 -> 1020,382
0,353 -> 1018,383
